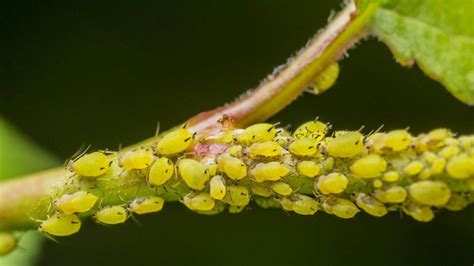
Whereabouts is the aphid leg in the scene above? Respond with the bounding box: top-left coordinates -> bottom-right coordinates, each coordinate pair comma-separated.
129,213 -> 142,227
154,121 -> 161,138
41,233 -> 60,244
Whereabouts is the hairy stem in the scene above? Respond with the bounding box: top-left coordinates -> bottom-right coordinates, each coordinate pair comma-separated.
0,2 -> 378,231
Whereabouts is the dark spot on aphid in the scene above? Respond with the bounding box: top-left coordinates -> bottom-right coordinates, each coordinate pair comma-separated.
117,212 -> 123,215
184,137 -> 192,142
309,146 -> 314,149
273,149 -> 277,152
240,163 -> 245,167
165,169 -> 169,173
252,135 -> 256,140
71,221 -> 79,224
109,161 -> 113,166
267,126 -> 274,132
355,140 -> 360,145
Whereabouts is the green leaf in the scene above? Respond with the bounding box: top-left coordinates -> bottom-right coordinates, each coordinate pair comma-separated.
0,117 -> 58,180
359,0 -> 474,105
0,117 -> 59,265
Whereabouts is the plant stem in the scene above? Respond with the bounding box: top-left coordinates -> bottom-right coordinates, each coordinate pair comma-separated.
0,1 -> 376,231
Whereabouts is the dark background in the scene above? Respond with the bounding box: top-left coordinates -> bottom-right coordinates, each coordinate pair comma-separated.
1,1 -> 473,265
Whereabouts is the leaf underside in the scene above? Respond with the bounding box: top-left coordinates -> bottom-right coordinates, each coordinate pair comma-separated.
360,0 -> 474,105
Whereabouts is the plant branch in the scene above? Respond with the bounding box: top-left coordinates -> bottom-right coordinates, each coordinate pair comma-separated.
0,1 -> 378,231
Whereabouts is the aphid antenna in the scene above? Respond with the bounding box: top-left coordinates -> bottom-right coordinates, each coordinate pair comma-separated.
69,144 -> 91,163
357,125 -> 366,132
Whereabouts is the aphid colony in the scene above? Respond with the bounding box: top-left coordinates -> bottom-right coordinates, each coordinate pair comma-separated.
34,121 -> 474,239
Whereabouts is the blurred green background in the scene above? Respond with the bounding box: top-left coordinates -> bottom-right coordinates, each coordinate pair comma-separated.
1,1 -> 473,265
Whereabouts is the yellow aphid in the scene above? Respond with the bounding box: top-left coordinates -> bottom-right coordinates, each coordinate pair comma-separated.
252,184 -> 273,197
0,232 -> 17,256
276,129 -> 292,147
94,206 -> 129,225
316,173 -> 348,195
217,154 -> 247,180
292,195 -> 318,215
355,193 -> 387,217
202,158 -> 218,177
418,169 -> 432,180
402,202 -> 434,222
459,136 -> 474,149
251,162 -> 290,182
423,151 -> 437,164
446,194 -> 468,211
439,145 -> 460,159
322,197 -> 359,219
222,186 -> 250,206
279,197 -> 295,211
350,154 -> 387,178
321,157 -> 335,172
428,128 -> 453,142
293,121 -> 328,140
288,137 -> 320,156
178,159 -> 210,190
248,141 -> 282,158
183,193 -> 215,211
403,161 -> 424,176
128,196 -> 164,215
374,186 -> 407,203
55,191 -> 98,215
72,152 -> 110,177
212,130 -> 235,144
446,154 -> 474,179
430,158 -> 446,175
409,180 -> 451,206
228,205 -> 246,214
120,148 -> 154,171
297,161 -> 320,178
209,175 -> 226,200
311,62 -> 340,95
156,128 -> 194,155
372,179 -> 383,188
39,214 -> 81,236
384,130 -> 412,151
236,123 -> 276,145
326,131 -> 364,158
148,157 -> 174,186
226,145 -> 243,157
366,133 -> 386,153
270,182 -> 293,196
382,171 -> 400,182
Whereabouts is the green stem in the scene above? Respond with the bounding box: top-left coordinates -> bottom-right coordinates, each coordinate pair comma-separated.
0,1 -> 377,231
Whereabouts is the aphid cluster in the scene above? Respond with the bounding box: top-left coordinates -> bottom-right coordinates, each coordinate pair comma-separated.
30,120 -> 474,240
